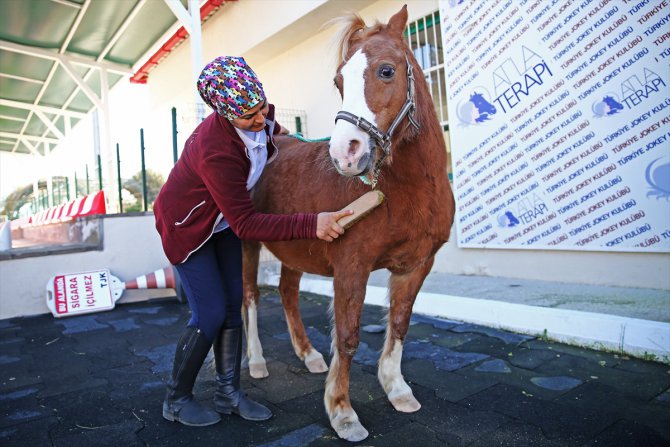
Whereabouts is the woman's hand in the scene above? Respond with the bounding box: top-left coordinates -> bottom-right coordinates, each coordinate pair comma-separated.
316,210 -> 354,242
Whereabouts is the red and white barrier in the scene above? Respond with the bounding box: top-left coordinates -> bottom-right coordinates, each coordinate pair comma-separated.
12,190 -> 106,230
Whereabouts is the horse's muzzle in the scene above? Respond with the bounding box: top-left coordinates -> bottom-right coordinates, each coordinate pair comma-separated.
329,140 -> 374,177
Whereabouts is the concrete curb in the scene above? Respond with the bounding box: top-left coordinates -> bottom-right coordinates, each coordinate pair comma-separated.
261,274 -> 670,364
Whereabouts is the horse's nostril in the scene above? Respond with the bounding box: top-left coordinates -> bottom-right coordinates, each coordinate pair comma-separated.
348,139 -> 360,155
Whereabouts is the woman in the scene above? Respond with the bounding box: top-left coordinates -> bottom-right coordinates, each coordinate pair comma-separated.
154,56 -> 352,427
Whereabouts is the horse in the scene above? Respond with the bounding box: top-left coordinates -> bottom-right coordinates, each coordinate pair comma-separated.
602,95 -> 624,115
241,6 -> 455,442
469,92 -> 496,122
593,95 -> 624,117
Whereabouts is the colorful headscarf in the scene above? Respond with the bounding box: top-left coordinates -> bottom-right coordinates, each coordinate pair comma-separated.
197,56 -> 266,120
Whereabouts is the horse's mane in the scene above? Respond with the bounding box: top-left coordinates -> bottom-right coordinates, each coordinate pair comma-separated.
327,13 -> 382,66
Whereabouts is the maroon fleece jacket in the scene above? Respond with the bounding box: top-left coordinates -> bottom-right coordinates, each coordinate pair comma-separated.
154,105 -> 318,264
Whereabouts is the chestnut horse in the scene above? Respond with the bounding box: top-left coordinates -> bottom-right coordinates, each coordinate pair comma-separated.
242,6 -> 455,442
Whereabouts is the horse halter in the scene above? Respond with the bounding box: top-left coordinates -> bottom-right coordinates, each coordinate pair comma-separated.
334,55 -> 420,188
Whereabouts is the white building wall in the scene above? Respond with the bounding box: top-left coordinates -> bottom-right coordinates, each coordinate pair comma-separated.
140,0 -> 669,290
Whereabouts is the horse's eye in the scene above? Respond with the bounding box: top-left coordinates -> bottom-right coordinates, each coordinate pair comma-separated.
378,65 -> 395,79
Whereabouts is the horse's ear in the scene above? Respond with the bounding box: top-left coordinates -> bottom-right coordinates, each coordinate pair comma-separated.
387,5 -> 408,36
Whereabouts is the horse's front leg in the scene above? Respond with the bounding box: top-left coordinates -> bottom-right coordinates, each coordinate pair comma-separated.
279,265 -> 328,373
378,256 -> 434,412
242,240 -> 268,379
325,272 -> 369,442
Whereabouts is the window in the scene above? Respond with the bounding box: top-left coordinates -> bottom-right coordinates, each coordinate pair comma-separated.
405,11 -> 452,178
405,11 -> 448,128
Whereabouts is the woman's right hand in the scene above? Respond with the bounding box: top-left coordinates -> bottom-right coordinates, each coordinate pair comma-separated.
316,210 -> 354,242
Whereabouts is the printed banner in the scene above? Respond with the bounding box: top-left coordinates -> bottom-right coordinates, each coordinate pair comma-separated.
439,0 -> 670,251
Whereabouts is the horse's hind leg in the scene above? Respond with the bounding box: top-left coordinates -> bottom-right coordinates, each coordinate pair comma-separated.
378,257 -> 434,413
279,265 -> 328,373
242,240 -> 269,379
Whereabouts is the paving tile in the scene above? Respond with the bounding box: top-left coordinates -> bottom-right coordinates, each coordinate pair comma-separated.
655,387 -> 670,405
530,375 -> 583,391
613,356 -> 670,375
362,324 -> 385,333
365,421 -> 443,447
451,335 -> 527,361
475,359 -> 512,373
403,359 -> 498,403
135,343 -> 177,375
257,422 -> 327,447
250,361 -> 326,404
465,383 -> 619,443
507,346 -> 559,369
410,313 -> 461,330
353,395 -> 414,442
106,316 -> 142,332
348,362 -> 387,404
469,420 -> 562,447
590,419 -> 669,447
55,315 -> 110,334
451,323 -> 534,344
0,390 -> 51,428
429,331 -> 480,349
0,320 -> 18,330
412,386 -> 510,447
535,353 -> 670,401
618,403 -> 670,441
404,339 -> 488,371
0,416 -> 59,447
52,418 -> 145,447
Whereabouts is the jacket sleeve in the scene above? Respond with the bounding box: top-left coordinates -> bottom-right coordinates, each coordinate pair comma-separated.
199,148 -> 318,241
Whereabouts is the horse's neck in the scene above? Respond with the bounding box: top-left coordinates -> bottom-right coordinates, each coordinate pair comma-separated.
391,123 -> 447,187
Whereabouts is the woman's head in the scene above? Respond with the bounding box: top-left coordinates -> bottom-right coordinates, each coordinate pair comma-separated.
197,56 -> 266,122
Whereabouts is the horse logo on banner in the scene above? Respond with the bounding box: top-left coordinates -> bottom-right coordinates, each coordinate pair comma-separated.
592,94 -> 624,117
456,89 -> 497,125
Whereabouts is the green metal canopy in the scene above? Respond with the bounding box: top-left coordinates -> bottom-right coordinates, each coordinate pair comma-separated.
0,0 -> 192,156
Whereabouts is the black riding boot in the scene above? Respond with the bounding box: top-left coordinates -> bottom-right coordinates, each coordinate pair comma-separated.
163,327 -> 221,426
213,326 -> 272,421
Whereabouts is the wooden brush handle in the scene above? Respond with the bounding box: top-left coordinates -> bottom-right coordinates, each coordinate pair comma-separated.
337,191 -> 385,229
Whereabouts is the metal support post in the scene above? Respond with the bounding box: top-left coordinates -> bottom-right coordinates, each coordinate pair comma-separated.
140,128 -> 148,212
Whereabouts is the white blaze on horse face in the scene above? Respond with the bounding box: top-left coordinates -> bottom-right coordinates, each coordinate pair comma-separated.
330,49 -> 376,176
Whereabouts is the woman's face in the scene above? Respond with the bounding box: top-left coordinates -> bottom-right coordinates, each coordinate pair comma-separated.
230,100 -> 269,132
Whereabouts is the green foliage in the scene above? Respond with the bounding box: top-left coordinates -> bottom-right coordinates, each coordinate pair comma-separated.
122,169 -> 165,211
1,181 -> 47,219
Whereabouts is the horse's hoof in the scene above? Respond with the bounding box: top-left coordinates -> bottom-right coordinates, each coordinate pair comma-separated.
333,419 -> 369,442
249,362 -> 269,379
304,351 -> 328,373
389,392 -> 421,413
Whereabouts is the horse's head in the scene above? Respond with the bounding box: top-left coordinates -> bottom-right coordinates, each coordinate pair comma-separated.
329,6 -> 414,177
603,95 -> 624,113
470,92 -> 496,116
